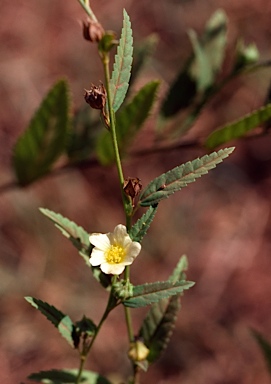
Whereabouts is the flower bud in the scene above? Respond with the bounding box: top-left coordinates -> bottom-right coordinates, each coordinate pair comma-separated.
128,340 -> 150,362
84,83 -> 107,110
123,177 -> 142,206
82,18 -> 105,43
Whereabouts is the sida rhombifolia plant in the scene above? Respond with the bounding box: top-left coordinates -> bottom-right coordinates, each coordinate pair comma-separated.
25,2 -> 235,384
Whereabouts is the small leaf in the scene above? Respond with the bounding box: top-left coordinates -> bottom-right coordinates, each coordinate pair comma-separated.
25,297 -> 74,347
110,9 -> 133,112
205,104 -> 271,149
129,205 -> 158,242
13,79 -> 70,185
97,80 -> 159,165
252,330 -> 271,373
28,369 -> 111,384
39,207 -> 91,265
123,280 -> 194,308
139,147 -> 234,206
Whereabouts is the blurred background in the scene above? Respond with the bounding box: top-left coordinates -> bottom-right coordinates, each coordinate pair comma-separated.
1,0 -> 271,383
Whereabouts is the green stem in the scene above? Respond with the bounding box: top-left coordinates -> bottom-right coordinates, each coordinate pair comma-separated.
75,290 -> 116,384
76,0 -> 98,21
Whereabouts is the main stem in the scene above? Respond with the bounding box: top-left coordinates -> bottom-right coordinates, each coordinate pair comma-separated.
102,53 -> 135,345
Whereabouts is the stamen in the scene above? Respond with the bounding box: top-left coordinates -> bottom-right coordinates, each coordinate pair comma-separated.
106,245 -> 125,264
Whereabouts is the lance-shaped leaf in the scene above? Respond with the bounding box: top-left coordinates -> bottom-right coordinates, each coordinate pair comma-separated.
110,9 -> 133,113
97,80 -> 159,165
39,208 -> 111,289
139,147 -> 234,207
13,79 -> 70,185
139,255 -> 189,363
205,104 -> 271,149
129,205 -> 158,242
28,369 -> 112,384
25,297 -> 74,347
123,280 -> 194,308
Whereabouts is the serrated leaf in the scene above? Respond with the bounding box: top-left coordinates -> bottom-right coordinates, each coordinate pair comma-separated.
139,296 -> 181,363
205,104 -> 271,149
110,9 -> 133,112
139,147 -> 234,207
97,80 -> 159,165
28,369 -> 111,384
139,255 -> 189,363
39,208 -> 112,289
123,280 -> 194,308
129,205 -> 158,242
252,330 -> 271,373
13,79 -> 70,185
25,297 -> 74,347
39,207 -> 91,265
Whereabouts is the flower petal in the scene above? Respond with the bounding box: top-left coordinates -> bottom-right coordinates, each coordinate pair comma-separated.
89,233 -> 110,250
113,224 -> 128,244
125,242 -> 141,261
89,249 -> 106,266
100,262 -> 125,275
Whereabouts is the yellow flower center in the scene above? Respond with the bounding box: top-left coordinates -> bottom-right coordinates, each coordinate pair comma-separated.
106,245 -> 125,264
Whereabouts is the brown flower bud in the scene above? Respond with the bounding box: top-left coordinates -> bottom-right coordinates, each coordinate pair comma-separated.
123,177 -> 142,206
82,18 -> 105,43
84,83 -> 107,110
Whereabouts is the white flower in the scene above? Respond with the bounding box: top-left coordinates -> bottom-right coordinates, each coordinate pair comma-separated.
89,224 -> 141,275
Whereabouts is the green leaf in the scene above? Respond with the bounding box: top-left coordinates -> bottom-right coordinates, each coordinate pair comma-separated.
205,104 -> 271,149
139,147 -> 234,206
189,9 -> 228,93
139,296 -> 181,363
252,330 -> 271,373
123,280 -> 194,308
39,208 -> 112,289
139,255 -> 189,363
110,9 -> 133,113
13,79 -> 70,185
129,205 -> 158,242
97,80 -> 159,165
28,369 -> 111,384
39,207 -> 91,265
168,255 -> 188,283
25,297 -> 74,347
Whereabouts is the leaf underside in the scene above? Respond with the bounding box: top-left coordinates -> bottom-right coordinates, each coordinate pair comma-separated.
110,9 -> 133,113
139,147 -> 235,206
13,79 -> 70,185
123,280 -> 194,308
205,103 -> 271,149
